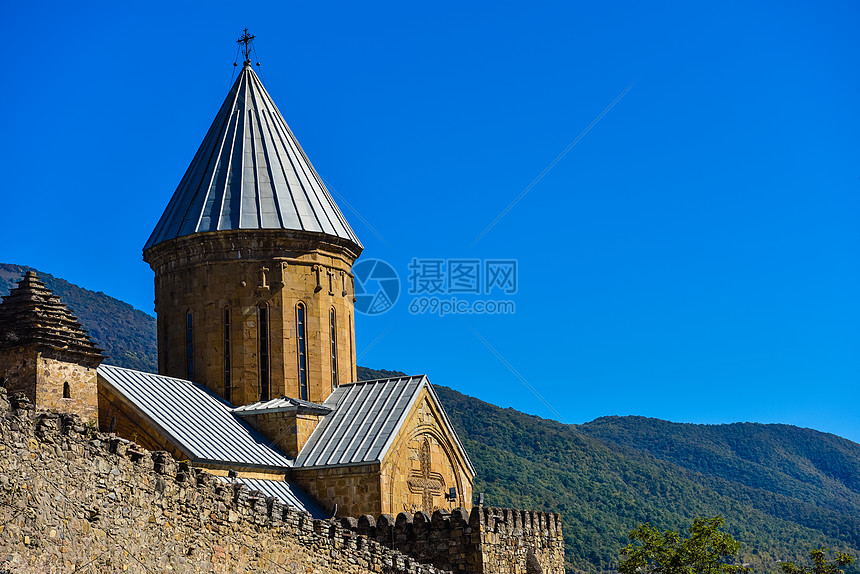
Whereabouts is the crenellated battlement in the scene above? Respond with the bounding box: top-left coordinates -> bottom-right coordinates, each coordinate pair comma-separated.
337,505 -> 564,573
341,506 -> 561,540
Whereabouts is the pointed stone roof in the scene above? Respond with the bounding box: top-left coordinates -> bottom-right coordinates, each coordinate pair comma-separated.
0,272 -> 104,363
144,62 -> 362,252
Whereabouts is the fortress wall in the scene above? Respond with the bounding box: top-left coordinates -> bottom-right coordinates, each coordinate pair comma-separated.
341,506 -> 565,574
0,388 -> 445,574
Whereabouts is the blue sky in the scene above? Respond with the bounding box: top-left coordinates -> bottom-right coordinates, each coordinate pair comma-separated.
2,1 -> 858,442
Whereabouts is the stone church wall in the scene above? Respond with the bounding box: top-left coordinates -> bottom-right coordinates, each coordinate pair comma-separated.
380,388 -> 474,514
291,463 -> 384,517
144,230 -> 359,406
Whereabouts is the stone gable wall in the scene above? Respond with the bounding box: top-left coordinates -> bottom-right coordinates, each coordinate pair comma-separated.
381,388 -> 474,515
97,378 -> 189,460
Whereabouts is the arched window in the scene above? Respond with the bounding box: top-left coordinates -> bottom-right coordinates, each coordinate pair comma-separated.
330,308 -> 338,391
348,313 -> 354,382
109,416 -> 117,433
223,306 -> 232,402
258,304 -> 270,402
185,312 -> 194,380
297,302 -> 308,400
63,382 -> 71,399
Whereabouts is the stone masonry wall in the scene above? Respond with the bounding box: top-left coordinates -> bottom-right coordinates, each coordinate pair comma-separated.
0,345 -> 37,402
342,507 -> 565,574
0,389 -> 446,574
0,345 -> 98,425
36,355 -> 98,425
144,230 -> 359,406
245,410 -> 324,459
292,463 -> 384,518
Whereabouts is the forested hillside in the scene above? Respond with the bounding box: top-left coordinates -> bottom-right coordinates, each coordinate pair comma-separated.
2,263 -> 857,574
433,385 -> 860,574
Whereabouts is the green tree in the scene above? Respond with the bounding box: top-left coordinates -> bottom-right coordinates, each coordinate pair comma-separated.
618,516 -> 748,574
780,549 -> 855,574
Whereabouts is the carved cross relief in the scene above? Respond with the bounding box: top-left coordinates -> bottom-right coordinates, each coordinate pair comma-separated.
407,437 -> 445,511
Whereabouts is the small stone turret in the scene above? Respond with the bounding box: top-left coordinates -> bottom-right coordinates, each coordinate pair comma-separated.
0,271 -> 103,423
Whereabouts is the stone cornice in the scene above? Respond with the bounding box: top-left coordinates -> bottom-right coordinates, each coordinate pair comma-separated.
143,229 -> 362,271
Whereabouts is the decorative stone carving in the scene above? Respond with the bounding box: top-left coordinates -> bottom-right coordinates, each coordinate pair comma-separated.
406,437 -> 445,511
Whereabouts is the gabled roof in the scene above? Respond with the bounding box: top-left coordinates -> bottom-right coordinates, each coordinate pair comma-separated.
144,62 -> 362,252
232,396 -> 332,416
97,364 -> 292,470
0,271 -> 103,363
294,375 -> 475,474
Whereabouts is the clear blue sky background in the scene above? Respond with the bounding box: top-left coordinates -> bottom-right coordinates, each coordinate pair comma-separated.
2,1 -> 858,442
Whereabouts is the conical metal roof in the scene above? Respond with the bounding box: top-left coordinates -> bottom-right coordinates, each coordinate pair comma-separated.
145,63 -> 362,251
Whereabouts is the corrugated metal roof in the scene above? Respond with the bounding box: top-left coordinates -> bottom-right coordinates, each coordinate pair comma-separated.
144,62 -> 362,251
98,364 -> 293,470
294,375 -> 475,474
216,476 -> 328,519
232,396 -> 331,416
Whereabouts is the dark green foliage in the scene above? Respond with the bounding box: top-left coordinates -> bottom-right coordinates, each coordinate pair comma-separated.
781,549 -> 855,574
356,366 -> 407,381
618,516 -> 747,574
0,263 -> 157,373
433,385 -> 860,574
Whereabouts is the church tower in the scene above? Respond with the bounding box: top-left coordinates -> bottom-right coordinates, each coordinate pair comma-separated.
143,41 -> 362,406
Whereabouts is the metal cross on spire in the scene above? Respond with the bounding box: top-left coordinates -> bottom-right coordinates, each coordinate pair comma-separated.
237,28 -> 256,63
